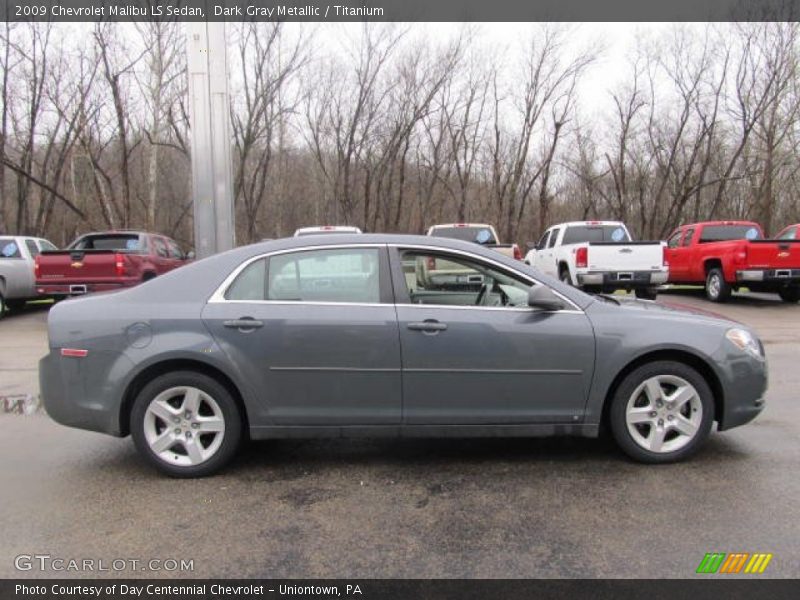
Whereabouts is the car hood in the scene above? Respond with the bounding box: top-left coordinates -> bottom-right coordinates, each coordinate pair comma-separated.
594,295 -> 740,325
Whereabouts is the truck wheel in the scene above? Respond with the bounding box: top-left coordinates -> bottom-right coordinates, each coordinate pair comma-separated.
778,287 -> 800,303
130,371 -> 243,477
635,287 -> 658,300
6,299 -> 26,312
705,268 -> 731,303
559,269 -> 572,286
0,291 -> 6,318
609,360 -> 714,464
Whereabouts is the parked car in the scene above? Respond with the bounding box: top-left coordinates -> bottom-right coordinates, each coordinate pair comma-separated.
775,223 -> 799,240
293,225 -> 362,237
665,221 -> 800,303
0,235 -> 58,316
426,223 -> 522,260
36,231 -> 191,298
41,234 -> 766,476
525,221 -> 668,300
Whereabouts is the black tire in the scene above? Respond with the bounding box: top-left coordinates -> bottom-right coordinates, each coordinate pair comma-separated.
634,287 -> 658,300
609,360 -> 714,464
778,287 -> 800,303
6,299 -> 26,312
130,370 -> 243,477
559,267 -> 572,286
0,291 -> 6,319
705,267 -> 731,303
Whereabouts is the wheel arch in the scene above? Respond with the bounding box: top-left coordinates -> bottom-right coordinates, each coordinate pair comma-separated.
600,349 -> 725,432
119,358 -> 249,437
703,258 -> 723,274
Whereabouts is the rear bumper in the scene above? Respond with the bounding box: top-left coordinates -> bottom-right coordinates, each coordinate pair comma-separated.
39,350 -> 131,436
36,279 -> 139,296
735,269 -> 800,285
578,270 -> 668,287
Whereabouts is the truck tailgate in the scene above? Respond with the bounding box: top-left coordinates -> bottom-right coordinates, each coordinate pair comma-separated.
37,250 -> 123,283
586,242 -> 665,271
747,240 -> 800,268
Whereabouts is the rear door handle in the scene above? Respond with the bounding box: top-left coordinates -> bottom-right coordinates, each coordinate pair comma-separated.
407,321 -> 447,333
224,318 -> 264,330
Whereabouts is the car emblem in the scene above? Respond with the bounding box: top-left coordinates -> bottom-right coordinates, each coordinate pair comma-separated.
71,261 -> 83,268
619,248 -> 633,253
778,251 -> 789,258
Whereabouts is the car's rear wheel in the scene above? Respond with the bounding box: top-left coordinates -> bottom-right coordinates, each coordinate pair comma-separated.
705,268 -> 731,302
609,361 -> 714,463
6,299 -> 26,312
0,291 -> 6,318
634,287 -> 658,300
778,286 -> 800,303
559,268 -> 571,286
131,371 -> 242,477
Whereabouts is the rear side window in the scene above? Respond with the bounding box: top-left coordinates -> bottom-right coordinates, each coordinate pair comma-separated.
0,238 -> 21,258
682,229 -> 695,247
25,240 -> 40,257
226,258 -> 267,301
431,227 -> 498,244
562,225 -> 630,244
71,234 -> 141,251
548,228 -> 560,248
267,248 -> 380,304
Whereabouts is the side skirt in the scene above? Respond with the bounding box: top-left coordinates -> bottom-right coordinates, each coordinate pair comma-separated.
249,423 -> 599,440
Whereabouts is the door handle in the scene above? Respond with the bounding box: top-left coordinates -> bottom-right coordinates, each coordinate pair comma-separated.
407,321 -> 447,333
224,318 -> 264,330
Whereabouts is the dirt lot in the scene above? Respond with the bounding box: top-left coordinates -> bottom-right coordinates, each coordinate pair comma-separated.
0,289 -> 798,578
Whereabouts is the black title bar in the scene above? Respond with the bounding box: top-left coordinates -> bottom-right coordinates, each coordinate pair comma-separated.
2,0 -> 799,22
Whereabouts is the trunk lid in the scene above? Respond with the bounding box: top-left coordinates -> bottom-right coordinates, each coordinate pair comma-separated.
585,241 -> 665,272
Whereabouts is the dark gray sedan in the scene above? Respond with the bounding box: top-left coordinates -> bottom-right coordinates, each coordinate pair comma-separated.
40,235 -> 767,476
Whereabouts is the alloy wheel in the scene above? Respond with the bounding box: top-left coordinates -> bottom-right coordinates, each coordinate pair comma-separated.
625,375 -> 703,453
143,386 -> 225,467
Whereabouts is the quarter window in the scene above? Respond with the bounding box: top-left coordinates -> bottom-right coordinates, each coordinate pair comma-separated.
548,228 -> 560,248
399,250 -> 531,308
667,231 -> 682,249
226,258 -> 267,301
682,228 -> 695,247
267,248 -> 381,304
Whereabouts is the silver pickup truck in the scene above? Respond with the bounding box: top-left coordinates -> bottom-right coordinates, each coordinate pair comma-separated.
0,235 -> 58,316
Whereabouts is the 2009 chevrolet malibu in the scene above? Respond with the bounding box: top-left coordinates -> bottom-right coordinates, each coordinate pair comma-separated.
40,235 -> 767,477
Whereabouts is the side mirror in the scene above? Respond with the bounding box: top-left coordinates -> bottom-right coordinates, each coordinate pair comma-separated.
185,250 -> 196,261
528,285 -> 565,311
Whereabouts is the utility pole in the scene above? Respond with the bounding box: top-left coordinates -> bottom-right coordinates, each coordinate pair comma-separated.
186,21 -> 235,258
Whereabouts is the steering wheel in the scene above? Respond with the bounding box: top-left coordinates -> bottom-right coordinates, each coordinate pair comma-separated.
474,283 -> 490,305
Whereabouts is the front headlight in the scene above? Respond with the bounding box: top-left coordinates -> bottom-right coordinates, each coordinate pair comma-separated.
726,328 -> 765,360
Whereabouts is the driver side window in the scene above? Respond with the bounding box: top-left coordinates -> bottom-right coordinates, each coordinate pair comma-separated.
398,250 -> 532,308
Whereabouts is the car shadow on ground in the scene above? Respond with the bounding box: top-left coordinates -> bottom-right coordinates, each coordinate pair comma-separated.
657,287 -> 785,307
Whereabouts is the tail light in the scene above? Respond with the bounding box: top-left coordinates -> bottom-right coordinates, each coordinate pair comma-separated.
513,244 -> 522,260
662,246 -> 669,267
426,256 -> 437,270
115,253 -> 125,277
34,255 -> 41,279
576,247 -> 588,268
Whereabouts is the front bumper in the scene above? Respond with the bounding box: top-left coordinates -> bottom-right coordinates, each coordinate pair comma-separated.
578,270 -> 668,287
736,268 -> 800,284
717,353 -> 768,431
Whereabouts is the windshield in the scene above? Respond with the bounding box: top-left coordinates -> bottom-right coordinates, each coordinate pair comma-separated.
431,227 -> 498,244
562,225 -> 630,244
699,225 -> 762,242
70,234 -> 141,251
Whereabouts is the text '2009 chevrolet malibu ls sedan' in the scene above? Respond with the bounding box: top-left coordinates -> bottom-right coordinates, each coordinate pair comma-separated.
39,234 -> 767,477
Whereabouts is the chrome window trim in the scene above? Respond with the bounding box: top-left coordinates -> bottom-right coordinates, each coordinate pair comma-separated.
208,241 -> 584,314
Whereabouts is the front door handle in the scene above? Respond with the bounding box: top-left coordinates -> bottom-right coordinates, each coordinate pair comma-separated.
224,318 -> 264,330
407,320 -> 447,333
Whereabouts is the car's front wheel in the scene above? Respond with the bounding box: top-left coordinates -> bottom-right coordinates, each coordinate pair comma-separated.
131,371 -> 242,477
609,361 -> 714,463
634,287 -> 658,300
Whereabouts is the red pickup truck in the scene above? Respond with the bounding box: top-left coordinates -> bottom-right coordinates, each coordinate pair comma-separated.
665,221 -> 800,303
36,231 -> 191,297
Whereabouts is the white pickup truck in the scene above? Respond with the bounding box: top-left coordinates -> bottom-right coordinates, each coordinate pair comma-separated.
427,223 -> 522,260
524,221 -> 668,299
0,235 -> 58,316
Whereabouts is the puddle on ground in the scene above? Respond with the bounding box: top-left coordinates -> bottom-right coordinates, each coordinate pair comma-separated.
1,394 -> 42,415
